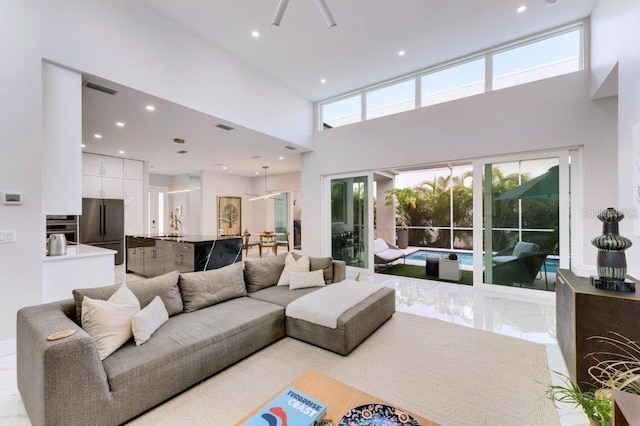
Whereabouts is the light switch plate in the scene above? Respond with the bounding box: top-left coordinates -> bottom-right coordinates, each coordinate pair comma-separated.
0,230 -> 16,243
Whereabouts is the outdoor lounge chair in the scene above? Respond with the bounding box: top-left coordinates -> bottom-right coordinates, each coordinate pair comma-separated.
490,241 -> 545,285
373,238 -> 405,269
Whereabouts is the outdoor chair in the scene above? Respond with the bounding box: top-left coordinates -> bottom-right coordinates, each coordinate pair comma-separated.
373,237 -> 405,269
490,241 -> 546,286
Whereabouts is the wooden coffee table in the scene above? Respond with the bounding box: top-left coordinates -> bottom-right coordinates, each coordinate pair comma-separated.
235,369 -> 439,425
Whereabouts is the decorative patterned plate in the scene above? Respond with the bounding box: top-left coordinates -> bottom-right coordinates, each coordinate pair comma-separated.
338,404 -> 421,426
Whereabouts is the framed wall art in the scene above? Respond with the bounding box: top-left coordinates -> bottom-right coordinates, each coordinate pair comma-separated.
218,196 -> 241,236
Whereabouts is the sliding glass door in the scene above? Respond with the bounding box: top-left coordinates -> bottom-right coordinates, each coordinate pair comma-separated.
480,154 -> 568,292
329,174 -> 371,269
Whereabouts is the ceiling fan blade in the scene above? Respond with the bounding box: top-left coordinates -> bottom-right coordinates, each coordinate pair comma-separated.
313,0 -> 336,27
272,0 -> 290,26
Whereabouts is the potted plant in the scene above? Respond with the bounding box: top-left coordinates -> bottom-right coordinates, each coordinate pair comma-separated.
545,371 -> 612,426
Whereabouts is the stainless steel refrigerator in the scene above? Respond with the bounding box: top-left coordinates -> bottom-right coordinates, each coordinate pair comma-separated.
79,198 -> 125,265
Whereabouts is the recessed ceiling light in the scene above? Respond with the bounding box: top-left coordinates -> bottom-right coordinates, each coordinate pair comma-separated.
398,50 -> 406,56
145,105 -> 155,111
279,156 -> 284,160
116,122 -> 125,127
222,166 -> 227,170
81,144 -> 86,148
517,5 -> 527,13
94,134 -> 102,139
251,31 -> 260,38
118,150 -> 125,154
320,78 -> 326,84
255,172 -> 260,175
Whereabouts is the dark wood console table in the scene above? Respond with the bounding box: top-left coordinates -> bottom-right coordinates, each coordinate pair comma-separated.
556,269 -> 640,391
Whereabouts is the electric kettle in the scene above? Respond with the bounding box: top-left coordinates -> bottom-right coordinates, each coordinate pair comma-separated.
47,233 -> 67,256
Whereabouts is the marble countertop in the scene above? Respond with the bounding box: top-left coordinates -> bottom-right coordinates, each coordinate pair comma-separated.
126,234 -> 242,243
43,243 -> 116,262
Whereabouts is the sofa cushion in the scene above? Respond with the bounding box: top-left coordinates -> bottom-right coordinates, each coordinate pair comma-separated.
289,270 -> 326,290
373,238 -> 389,253
277,253 -> 310,286
101,297 -> 284,392
178,262 -> 246,312
311,257 -> 334,284
81,283 -> 140,360
247,285 -> 322,308
132,296 -> 169,346
244,253 -> 287,293
293,254 -> 335,284
73,271 -> 183,323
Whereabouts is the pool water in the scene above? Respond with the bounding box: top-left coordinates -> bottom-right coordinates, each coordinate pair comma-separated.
404,249 -> 559,274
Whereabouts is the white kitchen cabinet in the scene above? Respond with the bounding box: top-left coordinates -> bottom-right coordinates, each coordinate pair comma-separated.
82,153 -> 124,199
82,153 -> 103,177
102,177 -> 124,199
101,156 -> 124,178
124,179 -> 144,235
82,175 -> 103,198
42,63 -> 82,215
123,159 -> 144,181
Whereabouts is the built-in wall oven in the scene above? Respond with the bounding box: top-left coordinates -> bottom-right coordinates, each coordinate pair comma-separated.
46,215 -> 78,243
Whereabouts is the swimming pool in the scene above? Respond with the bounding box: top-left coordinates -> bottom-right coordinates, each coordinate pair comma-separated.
404,249 -> 559,274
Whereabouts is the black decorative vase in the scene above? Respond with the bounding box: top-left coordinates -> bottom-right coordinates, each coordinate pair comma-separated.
590,207 -> 634,292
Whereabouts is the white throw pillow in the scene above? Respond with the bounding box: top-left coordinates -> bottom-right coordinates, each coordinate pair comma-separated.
277,253 -> 310,286
131,296 -> 169,345
373,238 -> 389,254
289,270 -> 326,290
81,283 -> 140,360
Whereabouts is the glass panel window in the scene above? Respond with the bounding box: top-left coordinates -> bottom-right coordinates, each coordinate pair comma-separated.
492,29 -> 581,90
421,58 -> 485,107
321,95 -> 361,129
366,79 -> 415,120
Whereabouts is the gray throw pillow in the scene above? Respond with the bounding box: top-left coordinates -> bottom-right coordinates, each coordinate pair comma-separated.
244,253 -> 287,293
310,257 -> 334,284
179,262 -> 246,312
73,271 -> 183,323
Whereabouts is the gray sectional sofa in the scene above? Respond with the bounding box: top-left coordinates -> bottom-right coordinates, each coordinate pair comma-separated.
17,253 -> 395,426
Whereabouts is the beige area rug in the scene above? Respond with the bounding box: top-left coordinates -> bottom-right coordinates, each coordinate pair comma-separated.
130,313 -> 559,425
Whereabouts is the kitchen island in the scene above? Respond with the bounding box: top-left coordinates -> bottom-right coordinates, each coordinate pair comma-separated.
126,234 -> 243,278
42,243 -> 116,303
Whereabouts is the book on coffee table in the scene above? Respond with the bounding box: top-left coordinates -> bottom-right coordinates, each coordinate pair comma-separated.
242,386 -> 327,426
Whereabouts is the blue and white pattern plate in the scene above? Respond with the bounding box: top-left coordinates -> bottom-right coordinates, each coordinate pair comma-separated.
338,404 -> 421,426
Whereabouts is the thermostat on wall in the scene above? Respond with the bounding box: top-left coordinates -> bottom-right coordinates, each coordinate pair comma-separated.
2,192 -> 22,205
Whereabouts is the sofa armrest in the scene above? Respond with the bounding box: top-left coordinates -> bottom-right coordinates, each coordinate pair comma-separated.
332,260 -> 346,283
17,300 -> 112,426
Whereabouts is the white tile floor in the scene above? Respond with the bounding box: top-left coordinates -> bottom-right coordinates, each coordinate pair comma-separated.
0,269 -> 588,425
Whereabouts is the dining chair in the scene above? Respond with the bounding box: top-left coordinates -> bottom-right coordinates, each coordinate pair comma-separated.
242,232 -> 260,257
275,232 -> 291,254
259,232 -> 277,257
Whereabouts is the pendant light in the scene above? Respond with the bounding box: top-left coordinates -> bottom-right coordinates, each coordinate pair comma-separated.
250,166 -> 282,201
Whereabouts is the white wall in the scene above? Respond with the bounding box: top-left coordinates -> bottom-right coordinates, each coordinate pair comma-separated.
201,171 -> 254,237
591,0 -> 640,278
0,0 -> 312,343
302,71 -> 618,266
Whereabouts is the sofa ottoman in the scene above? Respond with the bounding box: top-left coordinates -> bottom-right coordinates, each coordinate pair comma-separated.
285,283 -> 395,355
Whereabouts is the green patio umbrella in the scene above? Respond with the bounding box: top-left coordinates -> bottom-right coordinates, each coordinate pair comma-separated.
494,165 -> 559,201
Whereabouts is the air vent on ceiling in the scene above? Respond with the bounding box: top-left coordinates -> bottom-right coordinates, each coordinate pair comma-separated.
250,155 -> 262,159
177,150 -> 188,154
173,138 -> 185,144
285,145 -> 297,150
216,124 -> 234,131
83,80 -> 119,95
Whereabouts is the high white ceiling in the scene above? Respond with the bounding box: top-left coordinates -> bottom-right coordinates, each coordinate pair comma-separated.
140,0 -> 597,102
83,0 -> 596,178
82,75 -> 306,177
